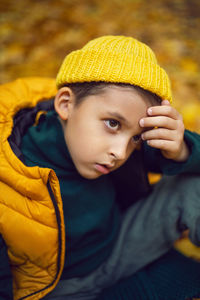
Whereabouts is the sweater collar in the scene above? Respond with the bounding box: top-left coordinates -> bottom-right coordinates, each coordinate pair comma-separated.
21,109 -> 80,178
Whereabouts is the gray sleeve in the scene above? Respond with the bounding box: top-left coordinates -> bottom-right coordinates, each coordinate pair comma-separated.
108,173 -> 200,280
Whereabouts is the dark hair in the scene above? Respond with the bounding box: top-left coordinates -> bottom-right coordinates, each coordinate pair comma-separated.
64,82 -> 162,106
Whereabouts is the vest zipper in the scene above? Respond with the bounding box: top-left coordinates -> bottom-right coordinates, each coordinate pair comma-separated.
19,179 -> 63,299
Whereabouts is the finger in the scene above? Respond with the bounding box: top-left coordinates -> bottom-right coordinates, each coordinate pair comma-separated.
140,116 -> 177,130
146,139 -> 177,151
161,100 -> 170,106
147,105 -> 182,121
141,128 -> 178,141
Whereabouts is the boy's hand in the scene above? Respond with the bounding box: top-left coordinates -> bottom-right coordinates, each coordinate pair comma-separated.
139,100 -> 190,162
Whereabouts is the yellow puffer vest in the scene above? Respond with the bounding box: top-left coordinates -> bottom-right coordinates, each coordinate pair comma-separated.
0,78 -> 65,300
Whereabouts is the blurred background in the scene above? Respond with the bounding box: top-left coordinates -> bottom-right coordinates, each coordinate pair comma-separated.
0,0 -> 200,131
0,0 -> 200,261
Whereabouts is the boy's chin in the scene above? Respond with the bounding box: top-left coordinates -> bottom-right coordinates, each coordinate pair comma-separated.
80,171 -> 103,180
77,167 -> 104,180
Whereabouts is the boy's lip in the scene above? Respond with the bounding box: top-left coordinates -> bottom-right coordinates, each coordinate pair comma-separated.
94,163 -> 114,174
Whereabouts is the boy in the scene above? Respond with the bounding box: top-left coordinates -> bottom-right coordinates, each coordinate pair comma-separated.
0,35 -> 200,300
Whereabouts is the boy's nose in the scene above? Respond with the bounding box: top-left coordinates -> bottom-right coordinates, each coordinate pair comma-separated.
109,142 -> 128,161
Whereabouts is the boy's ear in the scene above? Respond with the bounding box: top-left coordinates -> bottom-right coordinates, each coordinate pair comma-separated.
54,87 -> 75,120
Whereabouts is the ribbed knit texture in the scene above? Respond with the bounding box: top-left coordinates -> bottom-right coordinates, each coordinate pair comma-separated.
56,35 -> 172,102
97,249 -> 200,300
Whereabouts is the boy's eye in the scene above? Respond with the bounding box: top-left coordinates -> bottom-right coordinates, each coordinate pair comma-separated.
105,119 -> 120,130
132,134 -> 141,144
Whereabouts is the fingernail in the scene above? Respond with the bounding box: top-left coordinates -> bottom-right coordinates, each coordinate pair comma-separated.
162,100 -> 170,105
140,119 -> 144,126
148,108 -> 152,115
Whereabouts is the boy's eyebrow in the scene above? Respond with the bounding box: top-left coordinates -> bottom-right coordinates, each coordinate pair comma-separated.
107,111 -> 131,127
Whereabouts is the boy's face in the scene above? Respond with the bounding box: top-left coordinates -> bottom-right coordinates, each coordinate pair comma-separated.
55,85 -> 152,179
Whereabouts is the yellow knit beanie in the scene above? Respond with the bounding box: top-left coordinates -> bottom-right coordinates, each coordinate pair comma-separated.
56,35 -> 172,102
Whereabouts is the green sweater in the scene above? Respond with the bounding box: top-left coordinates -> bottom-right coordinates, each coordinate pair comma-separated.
98,249 -> 200,300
